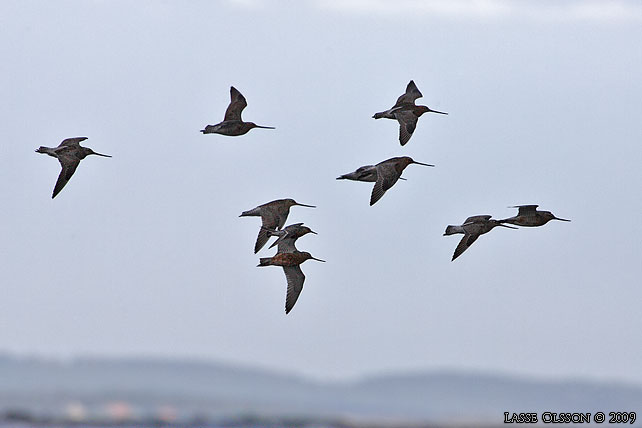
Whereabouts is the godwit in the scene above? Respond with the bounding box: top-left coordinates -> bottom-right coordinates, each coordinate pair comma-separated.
373,80 -> 447,146
500,205 -> 570,227
263,223 -> 317,253
201,86 -> 274,136
444,215 -> 516,261
240,199 -> 316,253
258,251 -> 325,314
35,137 -> 111,199
337,156 -> 433,206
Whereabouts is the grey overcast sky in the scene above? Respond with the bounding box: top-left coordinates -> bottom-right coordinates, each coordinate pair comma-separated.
1,0 -> 641,383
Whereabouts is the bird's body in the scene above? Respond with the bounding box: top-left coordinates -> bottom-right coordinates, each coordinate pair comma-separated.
35,137 -> 111,199
258,251 -> 325,314
201,120 -> 267,136
373,80 -> 447,146
336,165 -> 378,182
444,215 -> 516,261
500,205 -> 570,227
201,86 -> 274,136
339,156 -> 434,206
265,223 -> 316,253
240,199 -> 316,253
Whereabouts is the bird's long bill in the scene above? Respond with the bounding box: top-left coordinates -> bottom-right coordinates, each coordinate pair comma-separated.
92,152 -> 112,157
498,223 -> 518,229
311,257 -> 326,262
554,216 -> 571,222
310,230 -> 318,234
413,161 -> 435,167
429,108 -> 448,115
296,203 -> 316,208
255,125 -> 276,129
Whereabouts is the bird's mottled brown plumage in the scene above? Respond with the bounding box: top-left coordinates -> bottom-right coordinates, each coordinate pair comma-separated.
240,199 -> 316,253
500,205 -> 571,227
35,137 -> 111,199
373,80 -> 447,146
338,156 -> 434,206
257,251 -> 325,314
201,86 -> 275,136
264,223 -> 317,253
444,215 -> 516,261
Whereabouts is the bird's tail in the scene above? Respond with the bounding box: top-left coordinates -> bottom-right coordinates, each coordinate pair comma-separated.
239,207 -> 262,217
258,257 -> 273,267
443,225 -> 461,236
372,111 -> 385,119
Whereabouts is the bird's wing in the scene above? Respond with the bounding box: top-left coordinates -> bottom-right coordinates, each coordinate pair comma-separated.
276,239 -> 298,253
395,80 -> 423,105
464,215 -> 492,224
52,156 -> 80,198
355,165 -> 377,181
276,211 -> 289,231
254,211 -> 278,253
283,265 -> 305,314
224,86 -> 247,121
395,111 -> 418,146
59,137 -> 88,148
285,222 -> 305,229
514,205 -> 538,215
268,223 -> 304,249
452,233 -> 480,261
370,165 -> 400,206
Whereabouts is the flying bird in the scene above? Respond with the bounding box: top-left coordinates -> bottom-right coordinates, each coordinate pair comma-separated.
263,223 -> 317,253
373,80 -> 447,146
337,156 -> 434,206
258,251 -> 325,314
240,199 -> 316,253
500,205 -> 571,227
201,86 -> 275,136
444,215 -> 516,261
35,137 -> 111,199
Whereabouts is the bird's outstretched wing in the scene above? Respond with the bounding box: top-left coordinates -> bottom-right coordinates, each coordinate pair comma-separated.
58,137 -> 88,148
52,155 -> 80,198
513,205 -> 539,215
268,223 -> 305,251
283,265 -> 305,314
395,80 -> 423,106
370,165 -> 400,206
254,209 -> 279,253
224,86 -> 248,121
452,233 -> 480,261
395,111 -> 418,146
464,215 -> 492,225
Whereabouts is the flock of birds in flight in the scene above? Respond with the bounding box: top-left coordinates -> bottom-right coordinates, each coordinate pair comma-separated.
36,80 -> 570,314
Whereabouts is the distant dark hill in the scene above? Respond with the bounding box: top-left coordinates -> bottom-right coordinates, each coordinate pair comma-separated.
1,353 -> 641,423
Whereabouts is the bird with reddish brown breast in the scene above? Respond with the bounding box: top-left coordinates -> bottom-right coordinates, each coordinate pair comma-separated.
338,156 -> 434,206
500,205 -> 570,227
240,199 -> 316,253
258,251 -> 325,314
35,137 -> 111,199
444,215 -> 516,261
373,80 -> 447,146
201,86 -> 274,136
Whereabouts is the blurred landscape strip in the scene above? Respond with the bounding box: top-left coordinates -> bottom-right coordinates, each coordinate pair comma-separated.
1,353 -> 641,426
